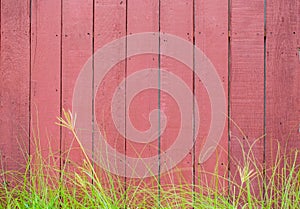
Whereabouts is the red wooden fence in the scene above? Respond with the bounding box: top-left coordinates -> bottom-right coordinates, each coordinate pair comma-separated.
0,0 -> 299,197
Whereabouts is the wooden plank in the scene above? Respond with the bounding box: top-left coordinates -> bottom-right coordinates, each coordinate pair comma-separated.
159,0 -> 194,203
94,0 -> 126,201
30,0 -> 61,170
0,0 -> 30,182
126,0 -> 159,206
230,0 -> 265,196
61,0 -> 93,173
194,0 -> 228,193
266,0 -> 300,170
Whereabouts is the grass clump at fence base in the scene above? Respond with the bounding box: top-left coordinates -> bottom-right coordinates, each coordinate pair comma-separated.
0,109 -> 299,208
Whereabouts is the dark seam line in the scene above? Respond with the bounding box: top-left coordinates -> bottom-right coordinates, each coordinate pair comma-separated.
263,0 -> 267,202
59,0 -> 63,174
227,0 -> 232,198
124,0 -> 128,206
92,0 -> 95,182
158,0 -> 161,207
192,0 -> 196,207
28,0 -> 32,178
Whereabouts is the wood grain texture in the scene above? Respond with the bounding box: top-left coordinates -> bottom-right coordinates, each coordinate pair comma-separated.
61,0 -> 93,170
1,0 -> 300,205
159,0 -> 193,199
30,0 -> 61,168
266,0 -> 300,166
126,0 -> 159,161
0,0 -> 30,181
126,0 -> 159,206
230,0 -> 265,195
195,0 -> 228,192
94,0 -> 126,197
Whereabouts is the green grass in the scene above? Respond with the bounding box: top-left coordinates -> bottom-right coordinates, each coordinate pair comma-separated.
0,110 -> 299,208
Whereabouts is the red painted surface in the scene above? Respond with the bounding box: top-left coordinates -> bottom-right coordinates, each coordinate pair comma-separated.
266,0 -> 300,167
126,0 -> 159,205
62,0 -> 93,170
194,0 -> 228,192
126,0 -> 159,165
0,0 -> 299,204
30,0 -> 61,169
160,0 -> 193,197
230,0 -> 265,195
94,0 -> 126,193
0,0 -> 30,181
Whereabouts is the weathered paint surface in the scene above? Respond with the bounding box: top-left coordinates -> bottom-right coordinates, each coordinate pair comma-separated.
194,0 -> 228,192
266,0 -> 300,166
126,0 -> 159,204
0,0 -> 299,202
30,0 -> 61,170
159,0 -> 193,197
62,0 -> 93,171
0,0 -> 30,182
94,0 -> 126,194
230,0 -> 265,195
